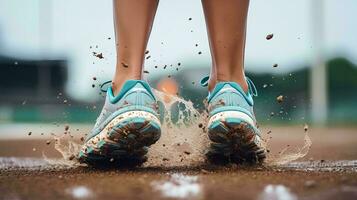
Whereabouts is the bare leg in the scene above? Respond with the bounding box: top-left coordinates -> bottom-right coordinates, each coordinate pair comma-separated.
112,0 -> 158,95
202,0 -> 250,92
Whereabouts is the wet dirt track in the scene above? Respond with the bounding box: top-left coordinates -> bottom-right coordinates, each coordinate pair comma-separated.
1,126 -> 357,200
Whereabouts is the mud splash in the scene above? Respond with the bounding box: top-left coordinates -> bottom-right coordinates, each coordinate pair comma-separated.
266,130 -> 312,165
52,90 -> 311,167
44,135 -> 82,167
144,90 -> 209,167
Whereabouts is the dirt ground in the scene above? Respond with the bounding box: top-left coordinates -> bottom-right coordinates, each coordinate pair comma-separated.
1,126 -> 357,200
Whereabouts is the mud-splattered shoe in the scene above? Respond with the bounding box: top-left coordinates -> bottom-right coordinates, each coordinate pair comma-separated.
78,80 -> 161,166
201,76 -> 266,164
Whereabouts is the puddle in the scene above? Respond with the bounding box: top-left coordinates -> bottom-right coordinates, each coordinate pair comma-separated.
151,173 -> 202,199
66,186 -> 94,199
258,185 -> 297,200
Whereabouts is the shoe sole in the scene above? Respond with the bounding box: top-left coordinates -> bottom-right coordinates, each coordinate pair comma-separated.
78,110 -> 161,166
206,111 -> 266,164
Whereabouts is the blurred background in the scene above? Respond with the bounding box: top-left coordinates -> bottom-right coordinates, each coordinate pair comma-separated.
0,0 -> 357,135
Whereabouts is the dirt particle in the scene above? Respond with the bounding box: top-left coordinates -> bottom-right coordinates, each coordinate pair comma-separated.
28,132 -> 32,136
121,62 -> 129,68
163,158 -> 169,161
276,95 -> 284,103
68,154 -> 75,161
92,84 -> 95,88
195,44 -> 198,47
198,51 -> 202,55
184,151 -> 191,155
143,70 -> 150,74
108,37 -> 111,40
93,52 -> 104,59
178,62 -> 181,66
273,63 -> 278,68
46,140 -> 51,145
304,124 -> 309,132
92,77 -> 97,81
146,55 -> 151,60
65,125 -> 70,131
145,50 -> 149,54
201,169 -> 209,174
266,33 -> 274,40
304,180 -> 317,188
270,112 -> 275,117
198,123 -> 203,128
80,137 -> 84,142
188,17 -> 192,21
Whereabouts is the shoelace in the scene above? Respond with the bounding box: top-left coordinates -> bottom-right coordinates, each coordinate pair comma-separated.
200,76 -> 258,96
100,80 -> 112,92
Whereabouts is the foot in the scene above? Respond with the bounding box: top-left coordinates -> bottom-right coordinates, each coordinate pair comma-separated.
204,78 -> 266,164
78,80 -> 161,166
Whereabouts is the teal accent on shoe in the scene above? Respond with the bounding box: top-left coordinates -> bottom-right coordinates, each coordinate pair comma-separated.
200,76 -> 209,87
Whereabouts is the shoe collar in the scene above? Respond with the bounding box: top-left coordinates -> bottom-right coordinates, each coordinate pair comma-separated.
101,80 -> 156,104
200,76 -> 258,106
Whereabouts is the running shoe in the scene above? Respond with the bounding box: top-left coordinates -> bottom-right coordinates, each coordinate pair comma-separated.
78,80 -> 161,165
201,76 -> 266,164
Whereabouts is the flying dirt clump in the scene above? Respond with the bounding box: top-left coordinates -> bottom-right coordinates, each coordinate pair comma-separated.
276,95 -> 284,103
92,52 -> 104,59
266,33 -> 274,40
